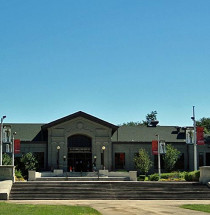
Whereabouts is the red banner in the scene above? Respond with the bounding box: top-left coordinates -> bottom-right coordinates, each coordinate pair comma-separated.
197,127 -> 205,145
152,140 -> 158,155
14,139 -> 21,154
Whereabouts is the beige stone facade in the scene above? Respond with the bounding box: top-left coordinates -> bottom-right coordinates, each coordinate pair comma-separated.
47,116 -> 113,171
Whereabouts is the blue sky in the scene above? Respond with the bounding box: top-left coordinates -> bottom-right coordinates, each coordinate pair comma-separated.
0,0 -> 210,126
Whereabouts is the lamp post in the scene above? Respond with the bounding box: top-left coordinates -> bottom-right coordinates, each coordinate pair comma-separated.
191,106 -> 197,171
156,134 -> 161,179
0,116 -> 6,166
94,155 -> 97,164
57,146 -> 60,169
12,132 -> 16,166
93,155 -> 97,172
102,146 -> 106,170
63,155 -> 66,171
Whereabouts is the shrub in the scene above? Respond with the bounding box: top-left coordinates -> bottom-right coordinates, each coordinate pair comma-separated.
163,144 -> 181,172
149,172 -> 186,181
15,169 -> 23,178
2,153 -> 12,165
15,169 -> 25,181
149,173 -> 159,181
134,148 -> 152,175
184,171 -> 200,181
20,152 -> 38,177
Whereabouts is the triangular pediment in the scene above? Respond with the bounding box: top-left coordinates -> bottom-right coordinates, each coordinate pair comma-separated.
42,111 -> 118,134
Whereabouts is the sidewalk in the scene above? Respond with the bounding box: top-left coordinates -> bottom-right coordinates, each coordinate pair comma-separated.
8,200 -> 210,215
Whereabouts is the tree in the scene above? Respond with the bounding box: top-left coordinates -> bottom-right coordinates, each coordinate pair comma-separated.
2,153 -> 12,165
20,152 -> 38,176
121,110 -> 158,126
121,121 -> 143,126
134,148 -> 152,175
163,144 -> 180,172
143,111 -> 158,125
196,117 -> 210,134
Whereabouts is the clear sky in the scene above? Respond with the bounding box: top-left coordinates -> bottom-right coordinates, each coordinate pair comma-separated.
0,0 -> 210,126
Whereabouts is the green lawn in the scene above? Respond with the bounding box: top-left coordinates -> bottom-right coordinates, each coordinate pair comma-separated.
181,204 -> 210,213
0,202 -> 101,215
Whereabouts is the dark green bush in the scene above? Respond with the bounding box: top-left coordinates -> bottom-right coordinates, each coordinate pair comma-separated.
184,171 -> 200,181
15,169 -> 23,179
2,153 -> 12,165
138,175 -> 146,181
149,173 -> 159,181
149,172 -> 186,181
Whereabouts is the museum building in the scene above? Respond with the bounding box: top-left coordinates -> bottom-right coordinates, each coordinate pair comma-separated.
3,111 -> 210,173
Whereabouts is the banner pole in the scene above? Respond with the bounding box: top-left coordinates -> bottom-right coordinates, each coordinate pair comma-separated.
156,134 -> 161,179
192,106 -> 197,171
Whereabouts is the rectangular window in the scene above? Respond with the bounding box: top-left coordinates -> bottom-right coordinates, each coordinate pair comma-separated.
206,153 -> 210,166
199,152 -> 204,167
115,153 -> 125,169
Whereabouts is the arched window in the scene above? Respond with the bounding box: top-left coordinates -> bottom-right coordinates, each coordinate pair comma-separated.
68,134 -> 92,148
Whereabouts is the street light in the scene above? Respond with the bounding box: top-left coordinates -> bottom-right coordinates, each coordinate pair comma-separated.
63,155 -> 66,171
102,146 -> 106,170
191,106 -> 197,171
12,132 -> 17,166
156,134 -> 161,179
0,115 -> 6,166
93,155 -> 97,172
57,146 -> 60,169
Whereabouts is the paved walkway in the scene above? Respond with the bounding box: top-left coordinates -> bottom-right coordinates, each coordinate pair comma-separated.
8,200 -> 210,215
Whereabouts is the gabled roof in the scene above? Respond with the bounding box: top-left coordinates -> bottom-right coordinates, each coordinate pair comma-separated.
112,125 -> 186,143
42,111 -> 118,134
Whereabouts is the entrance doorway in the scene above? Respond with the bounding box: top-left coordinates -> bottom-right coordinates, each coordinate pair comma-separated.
67,134 -> 92,172
68,153 -> 92,172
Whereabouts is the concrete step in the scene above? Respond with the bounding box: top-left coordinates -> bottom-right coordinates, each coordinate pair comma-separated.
35,177 -> 129,181
9,181 -> 210,200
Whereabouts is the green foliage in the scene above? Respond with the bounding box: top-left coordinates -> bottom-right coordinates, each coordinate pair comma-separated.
134,148 -> 152,175
2,153 -> 12,165
121,110 -> 158,126
146,111 -> 157,121
142,110 -> 158,125
20,152 -> 38,176
163,144 -> 181,172
184,170 -> 200,181
149,172 -> 187,181
196,117 -> 210,134
121,121 -> 143,126
15,169 -> 23,178
149,173 -> 159,181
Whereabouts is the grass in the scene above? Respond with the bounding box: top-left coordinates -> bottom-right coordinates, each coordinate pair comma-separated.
0,202 -> 101,215
181,204 -> 210,213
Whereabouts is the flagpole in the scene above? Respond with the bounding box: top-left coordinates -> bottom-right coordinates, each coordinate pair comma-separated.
156,134 -> 161,179
192,106 -> 197,171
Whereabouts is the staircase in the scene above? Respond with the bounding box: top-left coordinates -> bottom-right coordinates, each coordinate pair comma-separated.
9,181 -> 210,200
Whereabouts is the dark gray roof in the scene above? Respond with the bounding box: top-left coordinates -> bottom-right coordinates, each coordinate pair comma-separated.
112,125 -> 186,143
4,123 -> 187,143
5,123 -> 45,142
